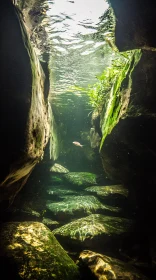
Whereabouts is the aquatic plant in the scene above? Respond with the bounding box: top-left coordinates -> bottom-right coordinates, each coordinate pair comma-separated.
100,49 -> 142,149
88,54 -> 130,110
71,49 -> 141,151
71,51 -> 135,111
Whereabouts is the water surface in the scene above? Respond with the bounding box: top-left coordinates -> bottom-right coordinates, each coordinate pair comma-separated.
47,0 -> 112,96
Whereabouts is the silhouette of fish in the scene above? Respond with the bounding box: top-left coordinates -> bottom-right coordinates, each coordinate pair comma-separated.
72,141 -> 83,147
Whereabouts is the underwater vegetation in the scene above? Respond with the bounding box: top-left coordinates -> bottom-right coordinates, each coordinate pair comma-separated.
99,49 -> 142,149
71,51 -> 137,111
72,48 -> 142,151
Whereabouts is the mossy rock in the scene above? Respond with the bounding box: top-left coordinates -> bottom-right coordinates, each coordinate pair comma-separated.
46,196 -> 120,221
53,214 -> 134,253
63,172 -> 98,187
0,222 -> 80,280
46,186 -> 78,198
50,163 -> 69,174
78,250 -> 149,280
42,217 -> 59,230
85,185 -> 128,198
49,175 -> 64,185
84,185 -> 129,208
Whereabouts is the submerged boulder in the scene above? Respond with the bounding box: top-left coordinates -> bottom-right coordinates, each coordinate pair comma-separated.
50,163 -> 69,174
0,221 -> 80,280
78,250 -> 149,280
63,172 -> 98,187
49,175 -> 64,185
47,186 -> 78,197
53,214 -> 134,253
46,196 -> 120,221
84,185 -> 130,210
41,217 -> 59,230
85,185 -> 128,199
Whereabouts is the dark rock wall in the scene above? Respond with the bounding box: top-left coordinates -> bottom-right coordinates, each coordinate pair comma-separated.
100,0 -> 156,262
109,0 -> 156,51
0,0 -> 50,212
0,0 -> 32,182
101,50 -> 156,183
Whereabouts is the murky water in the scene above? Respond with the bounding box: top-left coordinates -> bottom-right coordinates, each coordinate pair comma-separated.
46,0 -> 112,96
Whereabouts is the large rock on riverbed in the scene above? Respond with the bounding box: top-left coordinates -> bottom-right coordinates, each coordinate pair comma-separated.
50,163 -> 69,174
0,221 -> 80,280
78,250 -> 149,280
63,172 -> 98,187
53,214 -> 134,254
46,196 -> 120,221
85,184 -> 129,206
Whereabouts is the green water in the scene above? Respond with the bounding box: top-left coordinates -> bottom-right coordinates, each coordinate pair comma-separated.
46,0 -> 113,173
2,1 -> 149,279
22,0 -> 133,258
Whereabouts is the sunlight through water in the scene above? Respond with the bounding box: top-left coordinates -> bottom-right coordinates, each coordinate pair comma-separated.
47,0 -> 111,96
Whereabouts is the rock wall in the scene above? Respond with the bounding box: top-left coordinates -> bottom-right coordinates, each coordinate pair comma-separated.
0,0 -> 50,211
16,0 -> 50,58
100,0 -> 156,262
109,0 -> 156,51
100,50 -> 156,183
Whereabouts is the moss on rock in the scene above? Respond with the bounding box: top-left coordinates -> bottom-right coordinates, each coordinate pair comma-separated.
46,195 -> 120,221
100,49 -> 142,149
53,214 -> 134,253
0,221 -> 80,280
85,185 -> 128,198
63,172 -> 98,187
50,163 -> 69,174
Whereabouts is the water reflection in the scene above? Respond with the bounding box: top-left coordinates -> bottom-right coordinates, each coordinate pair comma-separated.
47,0 -> 111,95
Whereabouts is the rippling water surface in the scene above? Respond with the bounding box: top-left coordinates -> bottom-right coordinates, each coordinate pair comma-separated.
47,0 -> 112,96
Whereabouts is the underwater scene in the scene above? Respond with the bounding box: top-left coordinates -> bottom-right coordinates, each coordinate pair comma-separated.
1,0 -> 156,279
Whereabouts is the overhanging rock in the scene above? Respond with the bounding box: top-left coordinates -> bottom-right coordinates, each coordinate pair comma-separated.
0,0 -> 50,210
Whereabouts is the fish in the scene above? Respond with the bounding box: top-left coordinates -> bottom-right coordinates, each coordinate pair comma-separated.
72,141 -> 84,147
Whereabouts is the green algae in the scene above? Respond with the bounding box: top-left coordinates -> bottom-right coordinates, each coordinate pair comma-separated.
53,214 -> 134,242
49,175 -> 64,185
0,222 -> 79,280
100,49 -> 142,149
85,185 -> 128,198
63,172 -> 97,187
46,195 -> 120,219
47,186 -> 78,197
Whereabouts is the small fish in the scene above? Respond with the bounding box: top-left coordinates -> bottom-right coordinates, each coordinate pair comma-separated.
72,141 -> 84,147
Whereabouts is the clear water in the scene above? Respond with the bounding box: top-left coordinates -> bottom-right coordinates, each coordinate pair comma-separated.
47,0 -> 112,96
45,0 -> 114,172
0,2 -> 151,280
2,3 -> 144,279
